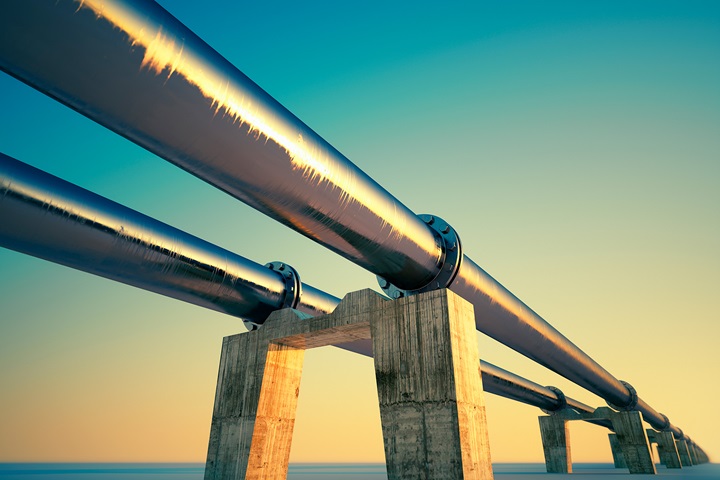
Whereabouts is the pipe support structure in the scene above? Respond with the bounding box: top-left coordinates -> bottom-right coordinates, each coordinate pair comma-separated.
1,152 -> 595,420
0,0 -> 699,448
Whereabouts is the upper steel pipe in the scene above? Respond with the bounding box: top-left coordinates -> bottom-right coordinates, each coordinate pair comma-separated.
0,0 -> 688,440
2,152 -> 600,423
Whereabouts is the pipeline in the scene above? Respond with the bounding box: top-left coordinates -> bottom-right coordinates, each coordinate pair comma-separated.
1,151 -> 605,424
0,0 -> 692,443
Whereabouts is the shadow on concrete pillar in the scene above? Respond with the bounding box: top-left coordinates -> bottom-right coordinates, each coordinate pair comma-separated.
609,433 -> 627,469
675,438 -> 693,467
538,415 -> 571,473
204,289 -> 494,480
688,441 -> 699,465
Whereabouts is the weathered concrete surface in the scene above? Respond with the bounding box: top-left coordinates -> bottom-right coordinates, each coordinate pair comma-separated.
371,289 -> 493,479
608,433 -> 628,469
675,438 -> 693,466
688,441 -> 699,465
598,408 -> 656,475
204,308 -> 311,480
646,429 -> 682,469
205,289 -> 493,480
539,407 -> 655,475
538,415 -> 571,473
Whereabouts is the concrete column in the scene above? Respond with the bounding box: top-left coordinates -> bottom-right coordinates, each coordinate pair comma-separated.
608,433 -> 628,469
371,289 -> 493,480
650,430 -> 682,469
204,310 -> 308,480
675,438 -> 693,466
538,415 -> 571,473
688,442 -> 699,465
600,408 -> 656,474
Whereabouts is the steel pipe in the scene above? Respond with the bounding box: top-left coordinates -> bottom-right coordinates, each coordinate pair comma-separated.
0,0 -> 692,444
0,152 -> 337,321
2,152 -> 603,423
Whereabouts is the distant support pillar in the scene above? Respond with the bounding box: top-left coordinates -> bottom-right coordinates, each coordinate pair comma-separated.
539,406 -> 655,474
688,441 -> 699,465
647,430 -> 682,469
675,438 -> 693,467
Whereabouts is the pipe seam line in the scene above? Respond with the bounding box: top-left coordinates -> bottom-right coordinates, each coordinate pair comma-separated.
377,214 -> 462,299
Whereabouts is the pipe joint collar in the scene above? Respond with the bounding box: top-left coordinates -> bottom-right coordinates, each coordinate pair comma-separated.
541,386 -> 567,413
265,261 -> 302,310
606,380 -> 638,411
657,413 -> 671,432
377,214 -> 462,299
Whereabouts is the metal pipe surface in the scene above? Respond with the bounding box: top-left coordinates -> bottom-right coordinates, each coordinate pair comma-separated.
0,0 -> 691,443
2,152 -> 598,421
0,152 -> 337,320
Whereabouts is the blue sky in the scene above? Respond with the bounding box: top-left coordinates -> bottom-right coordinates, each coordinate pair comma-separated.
1,0 -> 718,462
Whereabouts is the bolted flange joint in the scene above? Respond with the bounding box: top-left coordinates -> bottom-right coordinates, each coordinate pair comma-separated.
243,261 -> 302,331
265,261 -> 302,309
606,380 -> 639,411
376,214 -> 462,299
541,386 -> 568,414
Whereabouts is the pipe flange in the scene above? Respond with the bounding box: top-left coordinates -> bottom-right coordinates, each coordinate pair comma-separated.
265,261 -> 302,309
541,386 -> 567,414
606,380 -> 638,411
376,214 -> 462,299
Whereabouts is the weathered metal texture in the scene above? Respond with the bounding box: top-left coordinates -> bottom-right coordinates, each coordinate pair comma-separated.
0,0 -> 702,451
0,152 -> 337,320
206,289 -> 494,480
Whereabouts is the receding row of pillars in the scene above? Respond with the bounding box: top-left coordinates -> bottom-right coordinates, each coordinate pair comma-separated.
539,407 -> 710,474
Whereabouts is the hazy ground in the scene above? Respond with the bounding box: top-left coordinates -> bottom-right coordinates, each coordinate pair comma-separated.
0,463 -> 717,479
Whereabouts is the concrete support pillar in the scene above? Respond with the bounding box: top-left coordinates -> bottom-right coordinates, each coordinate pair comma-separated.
372,288 -> 493,479
608,433 -> 628,469
204,310 -> 309,480
204,289 -> 493,480
675,439 -> 693,466
601,409 -> 656,475
688,442 -> 699,465
649,430 -> 682,469
538,415 -> 571,473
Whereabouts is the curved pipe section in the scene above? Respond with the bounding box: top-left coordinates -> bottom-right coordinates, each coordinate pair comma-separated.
0,0 -> 693,444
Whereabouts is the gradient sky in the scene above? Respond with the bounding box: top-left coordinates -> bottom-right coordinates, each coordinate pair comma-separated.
1,0 -> 718,464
